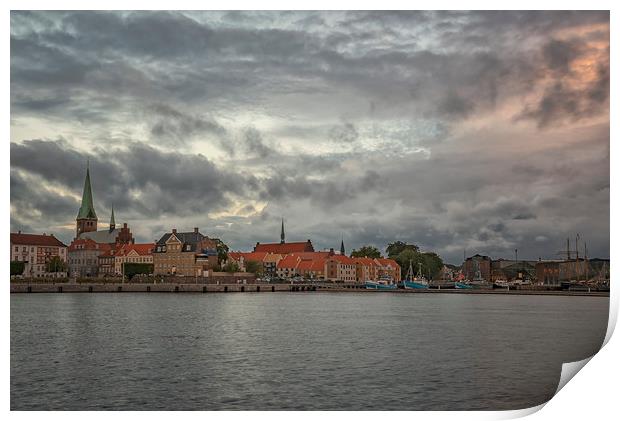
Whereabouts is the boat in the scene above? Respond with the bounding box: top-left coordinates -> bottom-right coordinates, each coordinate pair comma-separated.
493,280 -> 510,289
401,260 -> 429,289
455,281 -> 473,289
365,280 -> 397,290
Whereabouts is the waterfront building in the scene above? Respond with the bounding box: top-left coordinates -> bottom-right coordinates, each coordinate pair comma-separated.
227,251 -> 284,276
98,248 -> 117,276
68,238 -> 112,277
325,254 -> 356,282
153,228 -> 218,276
254,219 -> 315,254
10,231 -> 68,277
462,254 -> 492,282
374,258 -> 402,281
352,257 -> 380,282
113,243 -> 154,275
276,254 -> 302,278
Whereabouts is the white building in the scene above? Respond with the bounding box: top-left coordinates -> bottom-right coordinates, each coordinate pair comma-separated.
10,231 -> 68,277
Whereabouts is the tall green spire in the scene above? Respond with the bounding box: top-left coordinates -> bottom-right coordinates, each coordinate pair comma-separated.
77,161 -> 97,219
340,235 -> 345,255
280,218 -> 285,244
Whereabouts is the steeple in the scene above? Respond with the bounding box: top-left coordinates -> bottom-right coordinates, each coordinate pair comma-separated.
109,206 -> 116,232
280,218 -> 285,244
77,160 -> 97,219
75,160 -> 98,237
340,235 -> 345,255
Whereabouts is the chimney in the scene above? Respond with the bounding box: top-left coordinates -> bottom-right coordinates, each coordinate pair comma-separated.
123,223 -> 128,228
18,230 -> 21,234
172,228 -> 177,234
194,227 -> 199,233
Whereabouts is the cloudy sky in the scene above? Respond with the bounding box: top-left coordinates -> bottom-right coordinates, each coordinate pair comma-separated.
10,11 -> 609,263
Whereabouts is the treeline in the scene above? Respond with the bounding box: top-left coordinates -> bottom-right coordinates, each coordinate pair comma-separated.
350,241 -> 444,279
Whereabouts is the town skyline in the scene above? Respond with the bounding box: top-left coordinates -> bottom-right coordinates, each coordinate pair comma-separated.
10,11 -> 610,264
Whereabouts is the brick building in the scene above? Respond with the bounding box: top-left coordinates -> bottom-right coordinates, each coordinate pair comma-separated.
153,228 -> 218,276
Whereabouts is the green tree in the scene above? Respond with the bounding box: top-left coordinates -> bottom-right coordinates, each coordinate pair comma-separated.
45,256 -> 67,273
223,261 -> 240,273
350,245 -> 382,258
122,263 -> 154,280
394,249 -> 443,280
11,261 -> 25,276
216,240 -> 229,265
245,260 -> 263,275
386,241 -> 419,258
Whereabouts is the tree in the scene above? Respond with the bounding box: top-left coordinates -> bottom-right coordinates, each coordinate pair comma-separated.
350,246 -> 382,258
393,248 -> 443,280
223,261 -> 240,273
122,263 -> 154,280
386,241 -> 419,258
11,261 -> 25,276
216,240 -> 230,265
45,256 -> 67,273
245,260 -> 263,275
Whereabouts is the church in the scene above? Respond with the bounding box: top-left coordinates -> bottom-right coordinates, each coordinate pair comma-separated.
74,162 -> 134,245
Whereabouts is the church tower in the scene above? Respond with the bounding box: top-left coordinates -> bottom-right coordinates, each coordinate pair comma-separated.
76,161 -> 98,238
340,236 -> 345,255
109,206 -> 116,232
280,218 -> 285,244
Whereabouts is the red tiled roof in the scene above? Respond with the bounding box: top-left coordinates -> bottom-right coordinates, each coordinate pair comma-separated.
277,254 -> 300,269
328,254 -> 355,264
353,257 -> 380,266
68,238 -> 113,252
116,243 -> 154,257
375,258 -> 400,269
254,241 -> 314,254
297,260 -> 315,270
310,260 -> 326,271
11,232 -> 67,247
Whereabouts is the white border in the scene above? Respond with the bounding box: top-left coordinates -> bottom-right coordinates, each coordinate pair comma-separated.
3,2 -> 617,420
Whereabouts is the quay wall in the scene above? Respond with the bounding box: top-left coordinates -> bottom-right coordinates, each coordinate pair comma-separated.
9,282 -> 609,297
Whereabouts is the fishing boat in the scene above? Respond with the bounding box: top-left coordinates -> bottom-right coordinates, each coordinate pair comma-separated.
401,260 -> 429,289
454,281 -> 473,289
365,279 -> 397,290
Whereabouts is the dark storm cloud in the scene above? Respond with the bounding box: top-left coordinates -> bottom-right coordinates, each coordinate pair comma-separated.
148,103 -> 227,146
10,139 -> 251,234
10,11 -> 609,262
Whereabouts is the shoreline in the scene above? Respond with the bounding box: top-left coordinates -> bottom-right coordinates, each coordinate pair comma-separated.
10,282 -> 609,297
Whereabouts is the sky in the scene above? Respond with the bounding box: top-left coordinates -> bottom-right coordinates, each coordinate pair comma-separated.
10,11 -> 610,264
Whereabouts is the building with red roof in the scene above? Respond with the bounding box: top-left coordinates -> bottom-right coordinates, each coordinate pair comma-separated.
113,243 -> 155,275
374,258 -> 402,281
11,231 -> 68,277
68,238 -> 113,277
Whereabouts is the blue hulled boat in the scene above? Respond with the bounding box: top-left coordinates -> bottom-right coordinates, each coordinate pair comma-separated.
454,281 -> 473,289
400,260 -> 429,289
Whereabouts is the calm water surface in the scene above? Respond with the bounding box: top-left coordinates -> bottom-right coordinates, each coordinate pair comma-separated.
11,293 -> 608,410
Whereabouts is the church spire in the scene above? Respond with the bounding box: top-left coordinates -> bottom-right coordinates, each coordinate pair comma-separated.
75,160 -> 98,237
280,218 -> 285,244
109,205 -> 116,232
77,160 -> 97,219
340,235 -> 345,255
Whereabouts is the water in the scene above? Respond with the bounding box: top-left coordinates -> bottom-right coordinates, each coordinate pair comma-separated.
11,293 -> 608,410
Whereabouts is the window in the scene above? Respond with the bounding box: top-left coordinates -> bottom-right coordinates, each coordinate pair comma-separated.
186,245 -> 191,251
